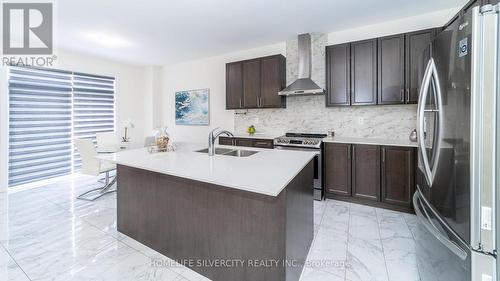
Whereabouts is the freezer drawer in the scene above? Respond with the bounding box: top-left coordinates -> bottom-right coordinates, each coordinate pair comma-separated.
413,190 -> 471,281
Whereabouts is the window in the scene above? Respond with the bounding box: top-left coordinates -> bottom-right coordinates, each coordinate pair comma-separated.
7,66 -> 115,187
72,73 -> 115,170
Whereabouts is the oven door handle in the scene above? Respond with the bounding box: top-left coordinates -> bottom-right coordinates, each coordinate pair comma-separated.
274,145 -> 320,153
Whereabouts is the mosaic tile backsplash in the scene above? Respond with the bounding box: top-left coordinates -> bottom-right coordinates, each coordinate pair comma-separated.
234,34 -> 417,140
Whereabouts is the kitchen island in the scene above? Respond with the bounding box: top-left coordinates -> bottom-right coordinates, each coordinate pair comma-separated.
99,143 -> 316,281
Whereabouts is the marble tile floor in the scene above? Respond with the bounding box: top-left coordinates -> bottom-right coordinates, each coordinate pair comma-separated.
0,175 -> 420,281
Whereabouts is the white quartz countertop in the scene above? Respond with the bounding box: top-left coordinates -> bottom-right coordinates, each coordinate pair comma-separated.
97,142 -> 316,197
323,136 -> 418,147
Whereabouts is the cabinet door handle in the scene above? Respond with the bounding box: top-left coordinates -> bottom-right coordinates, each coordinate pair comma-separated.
400,89 -> 404,102
348,145 -> 351,160
382,148 -> 386,162
239,99 -> 242,108
406,88 -> 410,102
260,97 -> 264,107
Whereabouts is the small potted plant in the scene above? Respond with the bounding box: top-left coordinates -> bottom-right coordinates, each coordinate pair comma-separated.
246,125 -> 256,135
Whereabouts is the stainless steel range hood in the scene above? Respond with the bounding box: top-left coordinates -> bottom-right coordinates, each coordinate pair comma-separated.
279,33 -> 325,96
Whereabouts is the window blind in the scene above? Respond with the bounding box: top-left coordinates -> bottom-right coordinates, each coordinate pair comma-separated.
72,72 -> 115,170
8,67 -> 73,186
7,67 -> 116,187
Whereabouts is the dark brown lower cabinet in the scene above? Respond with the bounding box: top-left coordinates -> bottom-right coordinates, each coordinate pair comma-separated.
381,146 -> 415,207
324,143 -> 352,196
234,138 -> 253,147
219,136 -> 233,145
324,142 -> 416,213
219,137 -> 274,149
252,139 -> 274,149
352,144 -> 380,201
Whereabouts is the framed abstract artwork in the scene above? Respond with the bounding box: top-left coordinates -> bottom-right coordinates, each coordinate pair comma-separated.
175,88 -> 210,125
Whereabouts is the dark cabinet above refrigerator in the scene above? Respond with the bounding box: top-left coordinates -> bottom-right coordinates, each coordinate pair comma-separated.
326,28 -> 438,106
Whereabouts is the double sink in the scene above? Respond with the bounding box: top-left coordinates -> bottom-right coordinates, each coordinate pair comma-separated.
195,147 -> 259,157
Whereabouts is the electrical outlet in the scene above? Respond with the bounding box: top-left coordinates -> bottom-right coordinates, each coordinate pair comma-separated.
482,274 -> 492,281
481,206 -> 492,230
253,118 -> 259,124
358,117 -> 364,125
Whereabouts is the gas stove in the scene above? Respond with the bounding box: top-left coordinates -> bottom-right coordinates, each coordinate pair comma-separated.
273,133 -> 327,201
273,133 -> 327,149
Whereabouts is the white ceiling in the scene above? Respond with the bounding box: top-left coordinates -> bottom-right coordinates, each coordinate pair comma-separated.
57,0 -> 466,65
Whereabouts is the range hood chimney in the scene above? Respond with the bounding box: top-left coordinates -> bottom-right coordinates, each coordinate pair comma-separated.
278,33 -> 325,96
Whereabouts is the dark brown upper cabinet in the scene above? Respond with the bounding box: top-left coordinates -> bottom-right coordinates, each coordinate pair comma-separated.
378,34 -> 405,104
405,29 -> 436,103
352,144 -> 380,201
226,62 -> 243,109
260,55 -> 286,108
226,55 -> 286,109
242,60 -> 260,108
325,27 -> 436,107
324,143 -> 352,196
351,39 -> 377,105
326,43 -> 350,106
381,146 -> 415,207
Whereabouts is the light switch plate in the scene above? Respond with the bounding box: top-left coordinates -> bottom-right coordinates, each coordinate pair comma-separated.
481,206 -> 492,230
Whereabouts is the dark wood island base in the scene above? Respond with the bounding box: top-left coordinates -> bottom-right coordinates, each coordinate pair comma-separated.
117,161 -> 314,281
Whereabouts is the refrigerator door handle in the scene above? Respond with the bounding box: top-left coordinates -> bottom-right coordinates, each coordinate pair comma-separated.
417,58 -> 435,185
416,58 -> 443,186
413,191 -> 468,261
429,69 -> 444,182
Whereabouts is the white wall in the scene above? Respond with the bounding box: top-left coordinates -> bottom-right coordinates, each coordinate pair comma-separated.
55,49 -> 153,143
327,7 -> 459,44
161,43 -> 285,142
160,7 -> 461,142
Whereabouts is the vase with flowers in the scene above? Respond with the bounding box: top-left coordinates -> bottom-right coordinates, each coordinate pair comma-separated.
122,119 -> 135,143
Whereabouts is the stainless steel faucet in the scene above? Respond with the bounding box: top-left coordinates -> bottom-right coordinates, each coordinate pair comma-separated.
208,127 -> 234,156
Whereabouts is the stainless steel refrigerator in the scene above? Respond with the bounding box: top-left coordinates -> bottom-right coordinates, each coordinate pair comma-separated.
413,4 -> 498,281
